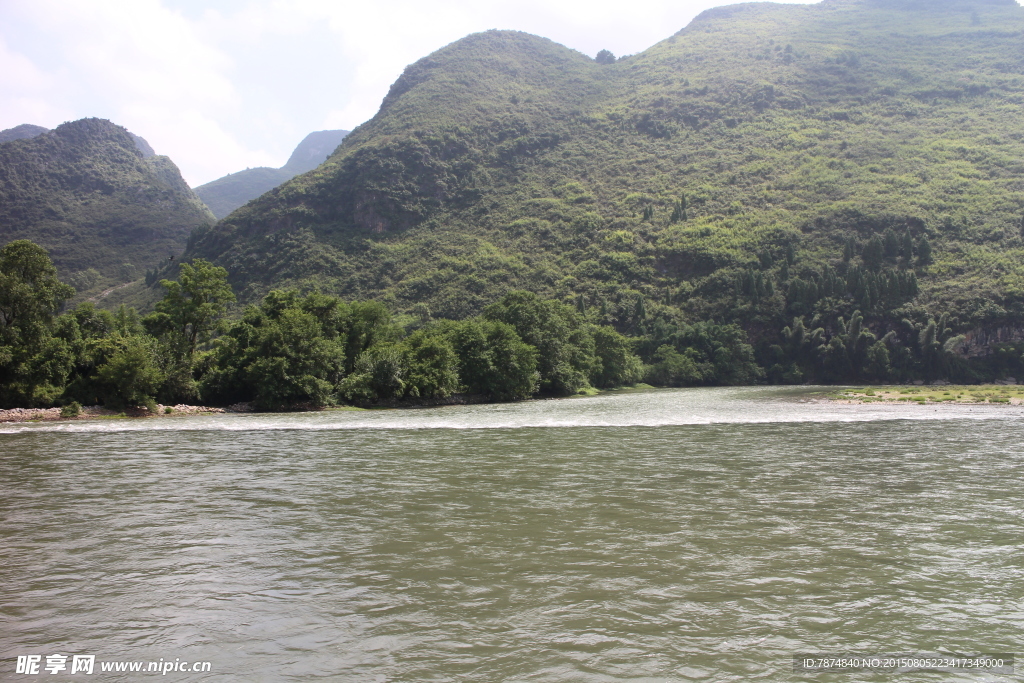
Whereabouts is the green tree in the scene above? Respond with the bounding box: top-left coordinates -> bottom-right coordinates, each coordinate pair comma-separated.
484,291 -> 596,394
882,228 -> 899,259
899,230 -> 915,260
0,240 -> 76,407
446,318 -> 538,400
861,235 -> 884,272
201,290 -> 345,410
590,325 -> 644,388
93,336 -> 164,412
670,194 -> 688,222
339,342 -> 419,404
916,236 -> 933,266
646,344 -> 702,386
147,259 -> 235,357
145,259 -> 235,402
401,330 -> 460,399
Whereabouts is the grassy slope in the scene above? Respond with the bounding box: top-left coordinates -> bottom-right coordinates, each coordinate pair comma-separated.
186,0 -> 1024,338
0,118 -> 215,297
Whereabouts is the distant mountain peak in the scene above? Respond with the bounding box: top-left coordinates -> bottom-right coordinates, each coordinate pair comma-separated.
0,124 -> 49,144
831,0 -> 1016,8
194,129 -> 349,219
281,130 -> 350,175
130,133 -> 155,158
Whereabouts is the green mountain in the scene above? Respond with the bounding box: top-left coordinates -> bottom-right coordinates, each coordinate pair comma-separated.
186,0 -> 1024,348
0,118 -> 215,296
0,124 -> 49,143
194,129 -> 349,219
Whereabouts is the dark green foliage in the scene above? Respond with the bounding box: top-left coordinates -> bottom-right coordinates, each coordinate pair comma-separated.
445,318 -> 539,400
0,119 -> 214,295
92,335 -> 164,412
590,325 -> 644,388
639,319 -> 762,386
595,49 -> 616,65
340,343 -> 406,403
144,259 -> 235,402
917,236 -> 933,266
899,230 -> 915,260
4,236 -> 1021,413
861,236 -> 884,272
483,291 -> 597,394
646,345 -> 702,386
0,240 -> 76,407
401,330 -> 460,399
201,290 -> 348,410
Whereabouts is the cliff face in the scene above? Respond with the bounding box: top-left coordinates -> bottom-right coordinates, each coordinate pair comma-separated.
0,118 -> 214,293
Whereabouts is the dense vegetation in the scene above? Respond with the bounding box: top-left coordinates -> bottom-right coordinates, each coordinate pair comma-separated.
194,130 -> 349,219
3,241 -> 1021,413
0,118 -> 215,298
0,124 -> 48,144
179,0 -> 1024,372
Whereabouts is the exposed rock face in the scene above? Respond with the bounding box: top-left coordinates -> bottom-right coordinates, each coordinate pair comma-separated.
961,327 -> 1024,357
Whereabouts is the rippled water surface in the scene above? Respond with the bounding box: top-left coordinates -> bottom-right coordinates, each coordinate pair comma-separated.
2,387 -> 1023,681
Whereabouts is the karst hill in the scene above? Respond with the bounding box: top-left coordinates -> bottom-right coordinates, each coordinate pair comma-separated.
0,118 -> 215,296
182,0 -> 1022,341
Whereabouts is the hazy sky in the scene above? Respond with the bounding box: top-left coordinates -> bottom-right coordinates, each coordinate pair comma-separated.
1,0 -> 823,187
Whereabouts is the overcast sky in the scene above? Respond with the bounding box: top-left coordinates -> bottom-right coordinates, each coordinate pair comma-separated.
0,0 -> 828,187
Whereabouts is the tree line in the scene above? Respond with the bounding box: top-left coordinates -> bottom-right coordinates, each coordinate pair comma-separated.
1,239 -> 1020,413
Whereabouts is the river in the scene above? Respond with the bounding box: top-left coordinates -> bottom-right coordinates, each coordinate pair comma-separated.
2,387 -> 1022,681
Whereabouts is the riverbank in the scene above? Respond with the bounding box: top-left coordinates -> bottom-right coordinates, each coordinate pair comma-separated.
830,384 -> 1024,405
0,403 -> 254,423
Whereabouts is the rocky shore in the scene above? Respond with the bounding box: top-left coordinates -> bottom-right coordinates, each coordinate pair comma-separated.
0,403 -> 253,423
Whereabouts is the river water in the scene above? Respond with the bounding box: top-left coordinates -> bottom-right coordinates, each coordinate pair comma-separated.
2,387 -> 1022,681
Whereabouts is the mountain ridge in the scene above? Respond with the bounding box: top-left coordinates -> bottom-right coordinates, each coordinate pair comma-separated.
0,117 -> 215,295
193,129 -> 349,219
175,0 -> 1024,352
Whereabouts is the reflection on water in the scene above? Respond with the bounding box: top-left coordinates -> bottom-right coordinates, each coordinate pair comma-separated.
2,387 -> 1022,681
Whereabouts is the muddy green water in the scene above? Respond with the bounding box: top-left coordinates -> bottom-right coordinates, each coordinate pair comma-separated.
2,387 -> 1022,681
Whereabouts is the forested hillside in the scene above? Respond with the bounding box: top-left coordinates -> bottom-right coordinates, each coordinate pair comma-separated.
0,118 -> 215,297
187,0 -> 1024,345
194,129 -> 349,219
